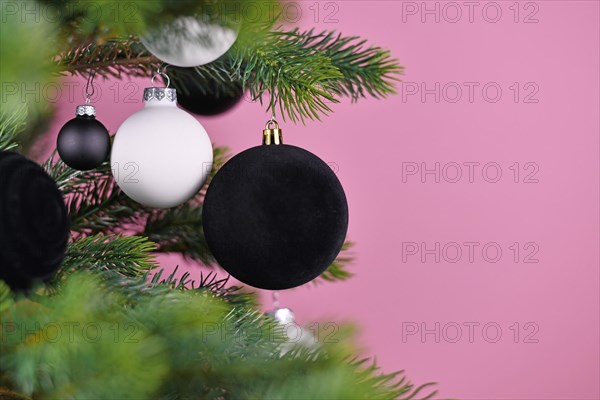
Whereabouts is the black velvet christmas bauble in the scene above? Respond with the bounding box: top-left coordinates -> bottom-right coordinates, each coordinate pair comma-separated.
0,151 -> 69,291
202,144 -> 349,290
57,114 -> 110,171
170,70 -> 243,116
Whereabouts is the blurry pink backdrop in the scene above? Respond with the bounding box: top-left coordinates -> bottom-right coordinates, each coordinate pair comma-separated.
36,2 -> 599,399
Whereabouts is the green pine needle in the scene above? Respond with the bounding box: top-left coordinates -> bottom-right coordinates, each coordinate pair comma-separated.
0,105 -> 28,152
57,234 -> 158,282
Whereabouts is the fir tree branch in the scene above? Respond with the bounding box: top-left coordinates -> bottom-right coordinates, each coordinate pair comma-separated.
43,157 -> 142,235
278,29 -> 403,101
348,358 -> 439,400
2,273 -> 439,399
0,106 -> 28,152
143,204 -> 214,264
57,39 -> 160,79
56,28 -> 402,123
234,30 -> 344,122
58,234 -> 159,282
149,267 -> 254,306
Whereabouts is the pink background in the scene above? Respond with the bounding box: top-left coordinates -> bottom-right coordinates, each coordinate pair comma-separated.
37,1 -> 599,399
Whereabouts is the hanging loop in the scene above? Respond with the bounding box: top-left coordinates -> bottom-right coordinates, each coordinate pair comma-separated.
269,89 -> 279,122
268,66 -> 283,121
85,70 -> 96,104
152,64 -> 170,88
265,119 -> 279,130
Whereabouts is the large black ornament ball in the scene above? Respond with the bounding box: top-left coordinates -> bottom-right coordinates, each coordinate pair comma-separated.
170,69 -> 244,116
0,151 -> 69,291
57,115 -> 110,170
203,144 -> 349,290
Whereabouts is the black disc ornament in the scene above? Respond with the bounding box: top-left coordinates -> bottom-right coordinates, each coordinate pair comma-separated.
169,68 -> 243,116
57,105 -> 110,170
0,151 -> 69,291
202,121 -> 348,290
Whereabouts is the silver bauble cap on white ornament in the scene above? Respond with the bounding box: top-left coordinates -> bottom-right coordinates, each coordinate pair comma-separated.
76,105 -> 96,117
143,87 -> 177,103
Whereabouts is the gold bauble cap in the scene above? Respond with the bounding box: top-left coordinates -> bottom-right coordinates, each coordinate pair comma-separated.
263,119 -> 283,145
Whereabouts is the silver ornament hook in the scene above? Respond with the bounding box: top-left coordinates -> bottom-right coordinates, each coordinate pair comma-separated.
152,64 -> 171,88
269,90 -> 279,123
267,66 -> 283,122
85,70 -> 96,104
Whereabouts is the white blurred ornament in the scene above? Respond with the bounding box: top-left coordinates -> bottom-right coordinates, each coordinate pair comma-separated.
267,292 -> 319,356
111,71 -> 213,208
141,16 -> 238,67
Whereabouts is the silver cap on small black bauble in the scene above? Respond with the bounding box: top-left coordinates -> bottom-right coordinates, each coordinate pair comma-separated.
76,105 -> 96,117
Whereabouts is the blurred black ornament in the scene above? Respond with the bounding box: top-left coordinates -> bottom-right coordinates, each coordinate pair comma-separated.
57,105 -> 110,171
0,151 -> 69,291
169,68 -> 244,116
202,121 -> 348,290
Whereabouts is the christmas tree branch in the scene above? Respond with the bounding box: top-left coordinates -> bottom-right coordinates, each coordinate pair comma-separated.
278,29 -> 403,101
44,157 -> 142,235
149,267 -> 254,306
0,106 -> 27,152
58,39 -> 160,79
143,204 -> 214,265
56,28 -> 402,123
2,273 -> 436,399
56,234 -> 159,284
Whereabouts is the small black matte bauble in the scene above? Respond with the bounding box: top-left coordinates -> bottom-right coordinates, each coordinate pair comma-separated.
202,144 -> 349,290
0,151 -> 69,291
57,114 -> 110,170
170,69 -> 243,116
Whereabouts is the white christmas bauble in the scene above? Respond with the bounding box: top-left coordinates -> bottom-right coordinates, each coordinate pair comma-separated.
111,87 -> 213,208
141,16 -> 238,67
